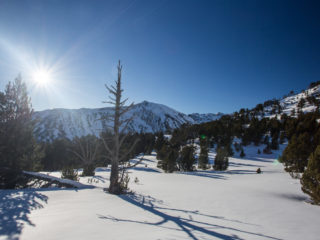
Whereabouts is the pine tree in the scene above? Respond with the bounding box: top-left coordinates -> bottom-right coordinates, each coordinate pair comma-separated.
0,76 -> 43,172
198,139 -> 209,170
178,145 -> 196,171
154,132 -> 166,152
301,145 -> 320,204
162,146 -> 178,173
214,147 -> 229,170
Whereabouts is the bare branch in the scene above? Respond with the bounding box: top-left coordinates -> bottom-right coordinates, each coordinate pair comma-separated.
121,154 -> 145,170
119,138 -> 139,162
105,85 -> 116,95
119,103 -> 134,115
120,115 -> 135,135
120,98 -> 128,106
101,137 -> 113,156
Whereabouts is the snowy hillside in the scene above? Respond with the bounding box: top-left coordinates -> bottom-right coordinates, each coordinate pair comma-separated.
278,84 -> 320,116
33,101 -> 220,140
3,145 -> 320,240
254,84 -> 320,119
188,112 -> 224,123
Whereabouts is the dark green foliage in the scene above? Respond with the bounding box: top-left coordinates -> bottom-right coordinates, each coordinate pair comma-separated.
282,133 -> 312,173
214,147 -> 229,171
61,166 -> 79,181
301,145 -> 320,204
0,76 -> 43,172
270,134 -> 279,150
308,81 -> 320,89
41,138 -> 76,171
281,113 -> 319,173
257,149 -> 261,154
162,146 -> 178,173
82,164 -> 95,177
198,139 -> 209,170
134,133 -> 155,155
154,132 -> 166,152
279,131 -> 286,144
157,144 -> 168,161
178,145 -> 196,171
0,168 -> 26,189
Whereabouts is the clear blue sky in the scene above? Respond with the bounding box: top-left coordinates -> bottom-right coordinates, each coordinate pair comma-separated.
0,0 -> 319,114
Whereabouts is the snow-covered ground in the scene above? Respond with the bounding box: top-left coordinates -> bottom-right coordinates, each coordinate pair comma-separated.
1,145 -> 320,240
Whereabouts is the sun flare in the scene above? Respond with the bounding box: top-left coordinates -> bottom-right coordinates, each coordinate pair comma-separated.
33,69 -> 51,86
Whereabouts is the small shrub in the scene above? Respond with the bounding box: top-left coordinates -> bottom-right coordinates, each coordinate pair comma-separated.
256,168 -> 261,174
61,167 -> 79,181
82,164 -> 95,176
120,172 -> 130,191
134,177 -> 139,184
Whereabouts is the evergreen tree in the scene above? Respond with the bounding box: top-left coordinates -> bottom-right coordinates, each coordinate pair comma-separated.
162,146 -> 178,173
279,131 -> 286,144
0,76 -> 43,172
214,147 -> 229,170
154,132 -> 166,152
178,145 -> 196,171
301,145 -> 320,204
282,133 -> 312,173
198,139 -> 209,170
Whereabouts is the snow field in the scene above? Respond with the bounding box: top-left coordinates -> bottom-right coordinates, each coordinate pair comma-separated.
1,144 -> 320,240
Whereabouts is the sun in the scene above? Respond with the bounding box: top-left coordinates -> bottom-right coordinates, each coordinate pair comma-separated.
33,69 -> 51,86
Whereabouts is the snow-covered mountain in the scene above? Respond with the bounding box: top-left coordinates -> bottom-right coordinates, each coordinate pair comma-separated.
247,83 -> 320,119
33,101 -> 220,141
188,112 -> 224,123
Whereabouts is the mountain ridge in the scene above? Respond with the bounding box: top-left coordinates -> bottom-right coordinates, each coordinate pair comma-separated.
33,82 -> 320,141
33,100 -> 222,141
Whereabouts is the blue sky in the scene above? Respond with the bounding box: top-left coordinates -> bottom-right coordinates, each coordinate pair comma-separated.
0,0 -> 319,114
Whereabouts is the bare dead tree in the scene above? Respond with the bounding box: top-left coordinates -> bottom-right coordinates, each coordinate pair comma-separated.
70,135 -> 100,176
102,60 -> 140,194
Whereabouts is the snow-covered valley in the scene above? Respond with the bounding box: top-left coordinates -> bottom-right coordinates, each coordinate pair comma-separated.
1,145 -> 320,240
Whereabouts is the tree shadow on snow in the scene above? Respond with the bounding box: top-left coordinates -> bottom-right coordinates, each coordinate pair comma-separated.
0,187 -> 82,239
99,193 -> 283,240
229,162 -> 263,168
0,189 -> 48,239
177,171 -> 228,180
128,167 -> 161,173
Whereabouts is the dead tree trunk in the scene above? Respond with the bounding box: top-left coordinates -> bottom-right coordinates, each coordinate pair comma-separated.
102,61 -> 137,194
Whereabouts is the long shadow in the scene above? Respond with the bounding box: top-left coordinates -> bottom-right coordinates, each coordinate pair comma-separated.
95,167 -> 111,172
235,156 -> 274,163
223,169 -> 257,175
0,187 -> 83,239
178,171 -> 228,180
99,193 -> 282,240
129,167 -> 161,173
0,189 -> 48,239
229,162 -> 263,168
92,175 -> 107,183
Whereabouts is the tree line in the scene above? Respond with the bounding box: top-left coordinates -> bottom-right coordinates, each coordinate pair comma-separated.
1,73 -> 319,203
